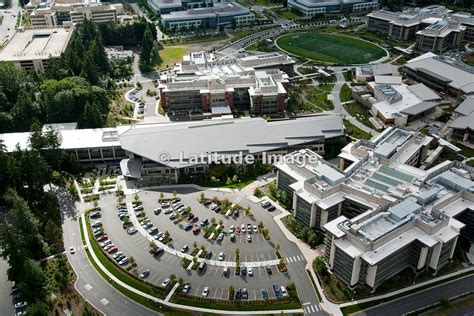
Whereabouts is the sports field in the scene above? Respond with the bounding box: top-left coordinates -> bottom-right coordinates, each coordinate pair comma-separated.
276,32 -> 387,64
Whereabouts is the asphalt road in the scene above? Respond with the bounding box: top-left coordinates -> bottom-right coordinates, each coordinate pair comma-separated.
57,187 -> 160,316
0,258 -> 15,316
355,274 -> 474,316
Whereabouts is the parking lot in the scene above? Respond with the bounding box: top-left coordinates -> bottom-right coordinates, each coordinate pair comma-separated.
139,190 -> 280,264
126,80 -> 160,119
92,189 -> 297,301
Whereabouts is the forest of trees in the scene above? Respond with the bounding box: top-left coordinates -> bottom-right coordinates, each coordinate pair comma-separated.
0,17 -> 157,134
0,123 -> 78,314
0,16 -> 157,314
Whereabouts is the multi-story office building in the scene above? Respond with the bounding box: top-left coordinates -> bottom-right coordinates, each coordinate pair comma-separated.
160,2 -> 255,30
403,53 -> 474,99
0,115 -> 345,184
26,0 -> 123,27
415,20 -> 465,53
367,6 -> 473,52
0,26 -> 74,73
450,97 -> 474,143
274,126 -> 474,289
287,0 -> 378,17
148,0 -> 227,14
158,51 -> 294,115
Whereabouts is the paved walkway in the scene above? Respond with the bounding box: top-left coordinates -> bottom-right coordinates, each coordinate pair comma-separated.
331,69 -> 378,137
81,213 -> 304,315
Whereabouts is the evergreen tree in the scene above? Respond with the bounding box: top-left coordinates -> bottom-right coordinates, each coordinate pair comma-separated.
139,25 -> 155,70
90,38 -> 110,75
81,101 -> 102,128
18,259 -> 46,303
80,53 -> 100,85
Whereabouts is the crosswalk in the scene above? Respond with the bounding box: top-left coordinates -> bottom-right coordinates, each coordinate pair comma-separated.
285,255 -> 304,263
303,302 -> 320,314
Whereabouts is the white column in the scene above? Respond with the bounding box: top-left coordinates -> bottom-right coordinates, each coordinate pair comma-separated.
351,257 -> 361,286
449,236 -> 459,259
366,265 -> 377,288
417,247 -> 428,270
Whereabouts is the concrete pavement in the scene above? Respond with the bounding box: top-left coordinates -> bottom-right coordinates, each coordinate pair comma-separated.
332,69 -> 378,137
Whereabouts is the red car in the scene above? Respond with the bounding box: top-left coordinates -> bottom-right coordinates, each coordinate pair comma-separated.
107,246 -> 118,254
192,226 -> 201,234
236,226 -> 241,233
96,234 -> 108,242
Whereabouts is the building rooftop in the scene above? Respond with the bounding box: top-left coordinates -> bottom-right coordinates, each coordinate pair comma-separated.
0,27 -> 73,62
119,116 -> 344,168
405,53 -> 474,95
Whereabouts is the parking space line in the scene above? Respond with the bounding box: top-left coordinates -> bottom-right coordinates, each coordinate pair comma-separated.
193,285 -> 200,296
253,289 -> 257,300
214,266 -> 219,276
149,273 -> 160,283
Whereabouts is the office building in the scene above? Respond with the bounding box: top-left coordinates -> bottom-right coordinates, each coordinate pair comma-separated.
274,126 -> 474,289
158,51 -> 294,115
367,6 -> 473,52
26,0 -> 123,27
287,0 -> 378,17
450,97 -> 474,143
0,26 -> 74,73
160,2 -> 255,30
367,80 -> 442,125
403,53 -> 474,99
0,115 -> 345,184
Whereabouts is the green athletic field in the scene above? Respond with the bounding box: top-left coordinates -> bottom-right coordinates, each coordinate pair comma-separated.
276,32 -> 387,64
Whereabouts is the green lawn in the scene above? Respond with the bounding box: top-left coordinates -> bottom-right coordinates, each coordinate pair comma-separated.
276,32 -> 387,64
344,119 -> 372,140
230,30 -> 253,41
344,102 -> 378,131
276,9 -> 303,20
340,84 -> 352,103
161,33 -> 228,46
306,83 -> 335,111
156,47 -> 188,70
454,142 -> 474,158
461,52 -> 474,66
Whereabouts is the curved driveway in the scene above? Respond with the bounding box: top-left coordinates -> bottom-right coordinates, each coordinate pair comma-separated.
58,187 -> 160,316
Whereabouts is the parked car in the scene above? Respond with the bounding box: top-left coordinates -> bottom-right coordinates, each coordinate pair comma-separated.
127,228 -> 137,235
247,235 -> 252,242
266,266 -> 273,275
161,278 -> 171,288
139,269 -> 150,279
248,267 -> 253,276
218,251 -> 224,261
169,213 -> 177,220
281,285 -> 288,297
181,245 -> 189,253
230,233 -> 236,242
107,246 -> 118,254
218,232 -> 224,241
182,283 -> 191,293
229,225 -> 235,233
202,287 -> 210,297
261,201 -> 271,208
242,288 -> 248,299
267,205 -> 276,212
241,224 -> 246,233
113,252 -> 123,259
119,257 -> 129,265
253,225 -> 258,233
200,218 -> 209,227
273,284 -> 282,298
154,208 -> 161,215
69,247 -> 75,254
192,226 -> 201,234
261,288 -> 269,300
205,251 -> 213,259
184,223 -> 193,231
235,288 -> 242,300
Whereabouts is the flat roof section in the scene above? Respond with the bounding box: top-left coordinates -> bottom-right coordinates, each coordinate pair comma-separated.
0,27 -> 73,62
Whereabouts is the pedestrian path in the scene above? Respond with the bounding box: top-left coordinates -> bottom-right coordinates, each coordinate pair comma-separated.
303,302 -> 321,314
285,255 -> 304,263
